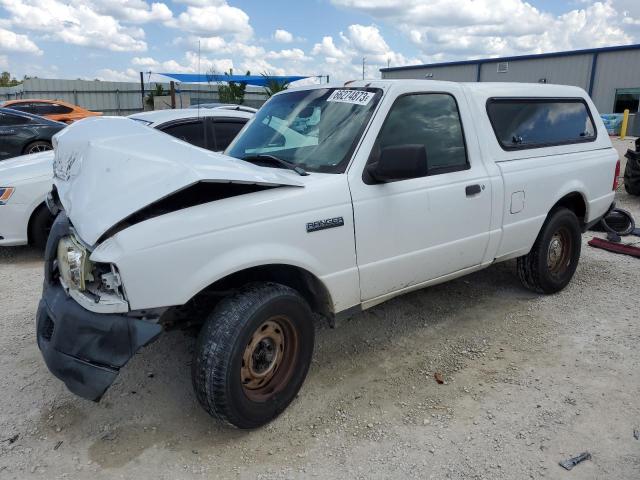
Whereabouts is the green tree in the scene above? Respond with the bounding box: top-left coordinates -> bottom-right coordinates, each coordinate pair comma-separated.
145,83 -> 165,108
261,72 -> 290,97
209,69 -> 249,105
0,71 -> 22,87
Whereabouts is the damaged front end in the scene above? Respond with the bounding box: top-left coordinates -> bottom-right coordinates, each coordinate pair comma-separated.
38,117 -> 305,401
51,116 -> 304,246
37,213 -> 162,401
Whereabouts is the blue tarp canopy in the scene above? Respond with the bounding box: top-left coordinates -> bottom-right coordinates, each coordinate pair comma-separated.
157,73 -> 309,86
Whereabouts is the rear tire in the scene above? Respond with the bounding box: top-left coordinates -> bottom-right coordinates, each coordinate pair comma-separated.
29,205 -> 55,250
192,282 -> 315,429
517,207 -> 581,294
24,141 -> 52,155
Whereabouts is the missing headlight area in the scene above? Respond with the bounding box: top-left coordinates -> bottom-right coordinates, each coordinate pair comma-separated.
99,181 -> 278,242
55,233 -> 130,313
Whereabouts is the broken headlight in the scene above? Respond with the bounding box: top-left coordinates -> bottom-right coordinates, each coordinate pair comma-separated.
57,235 -> 92,291
56,235 -> 128,312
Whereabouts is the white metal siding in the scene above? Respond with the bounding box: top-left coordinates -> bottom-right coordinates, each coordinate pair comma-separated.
479,54 -> 592,89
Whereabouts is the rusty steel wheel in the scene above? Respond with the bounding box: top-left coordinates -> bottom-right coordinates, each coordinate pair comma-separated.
192,282 -> 315,429
517,207 -> 581,294
241,316 -> 299,402
546,227 -> 573,276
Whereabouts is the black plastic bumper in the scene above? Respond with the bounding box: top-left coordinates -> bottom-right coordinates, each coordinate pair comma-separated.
36,214 -> 162,401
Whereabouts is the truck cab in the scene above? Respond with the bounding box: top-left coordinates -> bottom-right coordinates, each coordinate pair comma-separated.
37,80 -> 618,429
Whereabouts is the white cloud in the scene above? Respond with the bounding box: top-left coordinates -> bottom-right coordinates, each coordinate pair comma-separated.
175,36 -> 266,58
344,24 -> 389,55
312,36 -> 347,61
167,2 -> 253,40
130,53 -> 234,76
310,25 -> 420,78
0,27 -> 43,55
0,0 -> 148,52
96,67 -> 139,81
93,0 -> 173,24
331,0 -> 637,62
131,56 -> 158,67
266,48 -> 311,62
273,29 -> 293,43
172,0 -> 227,5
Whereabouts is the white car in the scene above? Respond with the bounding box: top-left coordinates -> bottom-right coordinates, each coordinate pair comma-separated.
0,107 -> 253,248
38,81 -> 617,428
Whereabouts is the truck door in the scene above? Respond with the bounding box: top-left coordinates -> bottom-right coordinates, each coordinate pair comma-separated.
348,89 -> 492,302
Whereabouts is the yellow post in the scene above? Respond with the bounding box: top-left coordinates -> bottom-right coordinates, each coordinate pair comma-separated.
620,109 -> 629,140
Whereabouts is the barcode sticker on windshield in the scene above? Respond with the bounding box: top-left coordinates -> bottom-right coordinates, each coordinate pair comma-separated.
327,90 -> 374,105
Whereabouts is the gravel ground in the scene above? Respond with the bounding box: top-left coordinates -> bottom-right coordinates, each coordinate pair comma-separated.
1,138 -> 639,479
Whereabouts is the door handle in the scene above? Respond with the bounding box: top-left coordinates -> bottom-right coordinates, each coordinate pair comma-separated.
465,184 -> 482,196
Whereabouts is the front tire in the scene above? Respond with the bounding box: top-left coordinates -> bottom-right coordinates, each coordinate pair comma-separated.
517,207 -> 582,294
192,282 -> 315,429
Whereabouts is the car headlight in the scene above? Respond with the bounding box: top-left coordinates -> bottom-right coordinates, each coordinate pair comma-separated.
0,187 -> 15,205
57,235 -> 93,291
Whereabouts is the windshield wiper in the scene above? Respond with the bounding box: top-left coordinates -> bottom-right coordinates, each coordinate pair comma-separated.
242,154 -> 309,176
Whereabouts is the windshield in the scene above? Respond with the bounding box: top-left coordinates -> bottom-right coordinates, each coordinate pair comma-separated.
226,87 -> 382,173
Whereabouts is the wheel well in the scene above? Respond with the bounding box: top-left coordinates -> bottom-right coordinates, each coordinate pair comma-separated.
551,192 -> 586,225
27,202 -> 48,244
162,264 -> 334,330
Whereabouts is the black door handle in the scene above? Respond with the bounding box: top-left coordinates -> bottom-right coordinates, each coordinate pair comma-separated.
466,184 -> 482,196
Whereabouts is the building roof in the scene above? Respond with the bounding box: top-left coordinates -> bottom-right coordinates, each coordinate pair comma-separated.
380,43 -> 640,73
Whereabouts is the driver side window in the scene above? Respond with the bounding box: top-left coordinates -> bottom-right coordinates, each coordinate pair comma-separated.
374,93 -> 469,176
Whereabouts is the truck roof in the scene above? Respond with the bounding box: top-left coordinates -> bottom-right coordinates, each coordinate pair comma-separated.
288,79 -> 589,99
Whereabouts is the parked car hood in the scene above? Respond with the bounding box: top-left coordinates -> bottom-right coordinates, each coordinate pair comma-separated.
53,116 -> 305,246
0,150 -> 54,183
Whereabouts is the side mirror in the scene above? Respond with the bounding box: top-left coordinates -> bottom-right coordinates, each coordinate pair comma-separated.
366,144 -> 428,183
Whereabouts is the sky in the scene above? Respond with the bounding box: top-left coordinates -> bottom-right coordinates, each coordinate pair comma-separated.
0,0 -> 639,83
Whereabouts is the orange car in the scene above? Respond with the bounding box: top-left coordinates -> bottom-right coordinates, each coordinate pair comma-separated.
1,99 -> 102,123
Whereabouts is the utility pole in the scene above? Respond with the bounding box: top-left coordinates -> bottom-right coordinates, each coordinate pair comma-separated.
170,81 -> 176,109
362,57 -> 366,80
139,71 -> 145,110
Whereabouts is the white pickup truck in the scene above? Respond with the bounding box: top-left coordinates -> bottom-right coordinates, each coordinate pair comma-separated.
37,80 -> 618,429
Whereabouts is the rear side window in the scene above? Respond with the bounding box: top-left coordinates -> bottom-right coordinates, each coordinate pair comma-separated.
0,112 -> 30,126
43,103 -> 73,114
213,120 -> 246,151
160,120 -> 205,149
487,99 -> 596,150
373,93 -> 468,175
9,103 -> 36,114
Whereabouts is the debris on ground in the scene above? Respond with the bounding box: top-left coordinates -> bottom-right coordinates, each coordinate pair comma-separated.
588,237 -> 640,258
559,452 -> 592,470
634,429 -> 639,440
54,440 -> 63,450
1,434 -> 19,444
434,372 -> 445,384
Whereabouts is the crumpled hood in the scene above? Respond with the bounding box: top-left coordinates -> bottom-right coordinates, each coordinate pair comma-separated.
0,150 -> 54,184
53,116 -> 304,246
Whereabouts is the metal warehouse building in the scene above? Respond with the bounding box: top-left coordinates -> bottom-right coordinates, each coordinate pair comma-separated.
380,44 -> 640,115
